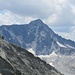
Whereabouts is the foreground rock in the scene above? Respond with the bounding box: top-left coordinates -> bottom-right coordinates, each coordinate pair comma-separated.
0,38 -> 63,75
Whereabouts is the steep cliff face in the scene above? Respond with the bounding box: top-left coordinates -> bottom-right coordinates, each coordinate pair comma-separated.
0,38 -> 63,75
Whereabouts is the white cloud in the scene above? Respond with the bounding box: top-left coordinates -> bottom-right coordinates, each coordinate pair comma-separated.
24,17 -> 37,24
0,10 -> 37,25
0,10 -> 25,25
0,0 -> 70,19
44,14 -> 57,24
71,5 -> 75,14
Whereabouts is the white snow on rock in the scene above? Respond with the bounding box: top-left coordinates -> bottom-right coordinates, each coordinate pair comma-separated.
56,41 -> 66,48
50,51 -> 57,57
49,62 -> 55,67
38,52 -> 75,75
28,48 -> 35,55
65,44 -> 75,49
38,51 -> 57,58
37,51 -> 58,67
27,49 -> 57,67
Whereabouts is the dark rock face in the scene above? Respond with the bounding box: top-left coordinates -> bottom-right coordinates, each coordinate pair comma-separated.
15,70 -> 21,75
0,19 -> 75,55
0,56 -> 15,75
0,38 -> 63,75
0,56 -> 21,75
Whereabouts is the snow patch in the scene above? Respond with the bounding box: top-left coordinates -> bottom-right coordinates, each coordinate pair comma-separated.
50,51 -> 57,57
0,73 -> 2,75
56,41 -> 66,48
49,62 -> 55,67
28,48 -> 35,55
38,51 -> 58,67
38,51 -> 57,58
65,44 -> 75,49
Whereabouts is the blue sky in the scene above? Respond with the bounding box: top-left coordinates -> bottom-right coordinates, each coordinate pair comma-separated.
0,0 -> 75,41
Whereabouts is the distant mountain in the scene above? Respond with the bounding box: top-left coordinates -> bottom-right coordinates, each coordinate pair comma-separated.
0,36 -> 63,75
0,19 -> 75,55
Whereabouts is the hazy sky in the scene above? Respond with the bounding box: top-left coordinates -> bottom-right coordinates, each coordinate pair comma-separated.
0,0 -> 75,41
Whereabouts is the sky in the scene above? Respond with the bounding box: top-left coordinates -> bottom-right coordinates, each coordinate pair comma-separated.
0,0 -> 75,41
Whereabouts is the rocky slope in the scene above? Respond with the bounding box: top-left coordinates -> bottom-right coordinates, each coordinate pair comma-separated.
0,37 -> 63,75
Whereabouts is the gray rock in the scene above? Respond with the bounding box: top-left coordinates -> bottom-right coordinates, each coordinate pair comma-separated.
0,38 -> 63,75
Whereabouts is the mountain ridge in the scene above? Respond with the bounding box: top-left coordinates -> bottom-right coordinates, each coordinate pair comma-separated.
0,19 -> 75,55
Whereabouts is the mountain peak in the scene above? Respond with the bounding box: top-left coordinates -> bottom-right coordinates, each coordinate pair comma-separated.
34,19 -> 43,22
29,19 -> 44,25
